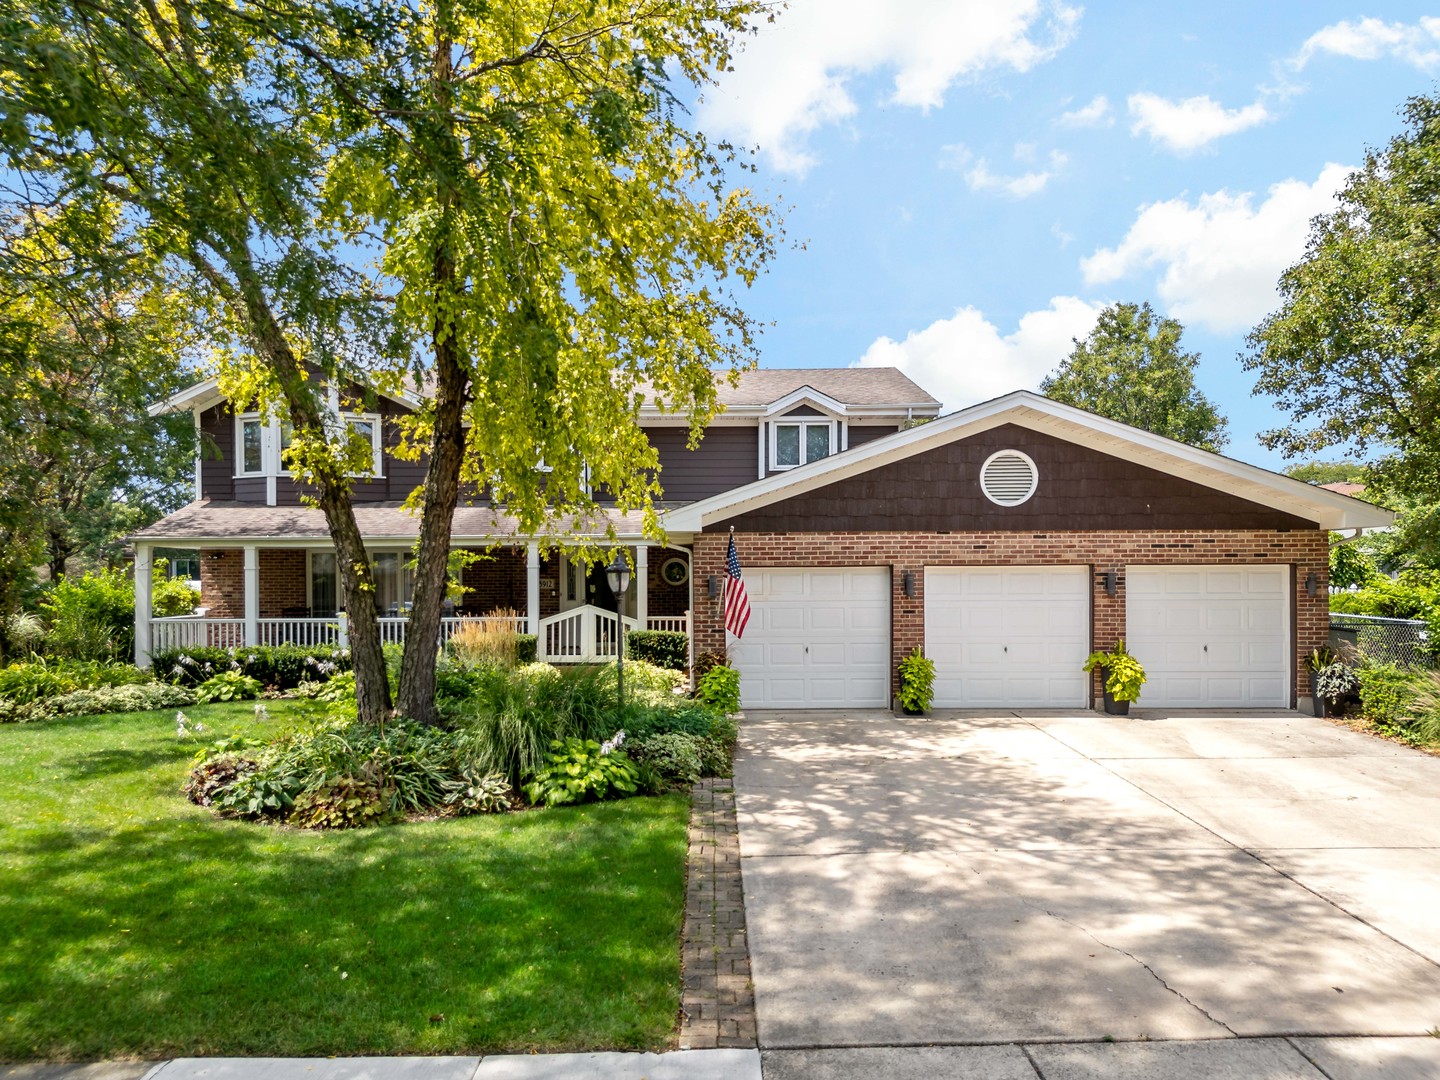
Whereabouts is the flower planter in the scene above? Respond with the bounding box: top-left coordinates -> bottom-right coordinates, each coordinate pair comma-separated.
1101,686 -> 1130,716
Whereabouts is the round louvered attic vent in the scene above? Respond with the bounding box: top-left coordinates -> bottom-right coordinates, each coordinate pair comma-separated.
979,450 -> 1038,507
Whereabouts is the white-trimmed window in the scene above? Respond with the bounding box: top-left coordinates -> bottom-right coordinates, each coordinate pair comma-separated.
770,420 -> 835,470
236,413 -> 267,476
345,413 -> 383,477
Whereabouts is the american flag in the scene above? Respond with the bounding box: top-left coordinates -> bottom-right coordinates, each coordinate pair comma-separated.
723,532 -> 751,638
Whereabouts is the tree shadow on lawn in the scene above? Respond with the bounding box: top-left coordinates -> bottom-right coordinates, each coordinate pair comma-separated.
0,796 -> 689,1061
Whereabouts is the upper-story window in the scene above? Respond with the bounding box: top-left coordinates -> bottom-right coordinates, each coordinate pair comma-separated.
236,413 -> 267,476
235,411 -> 382,478
771,420 -> 835,470
345,414 -> 383,477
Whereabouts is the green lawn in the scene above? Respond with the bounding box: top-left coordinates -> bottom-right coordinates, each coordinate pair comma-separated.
0,702 -> 689,1061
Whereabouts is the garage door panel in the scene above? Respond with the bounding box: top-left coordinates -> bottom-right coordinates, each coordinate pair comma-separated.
809,606 -> 847,632
851,607 -> 888,633
767,608 -> 806,632
1127,565 -> 1289,709
767,642 -> 806,666
850,641 -> 890,665
1207,641 -> 1244,666
737,567 -> 890,710
926,567 -> 1089,708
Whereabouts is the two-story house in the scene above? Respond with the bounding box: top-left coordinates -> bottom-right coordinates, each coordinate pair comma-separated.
133,368 -> 1389,711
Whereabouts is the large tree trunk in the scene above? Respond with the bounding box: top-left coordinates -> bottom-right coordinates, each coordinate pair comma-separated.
221,246 -> 392,724
395,323 -> 467,724
394,18 -> 468,726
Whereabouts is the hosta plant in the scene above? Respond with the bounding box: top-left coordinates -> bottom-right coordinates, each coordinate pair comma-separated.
195,670 -> 263,703
524,736 -> 640,807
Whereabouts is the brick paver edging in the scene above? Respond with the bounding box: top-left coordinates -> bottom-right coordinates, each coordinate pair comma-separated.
678,778 -> 757,1050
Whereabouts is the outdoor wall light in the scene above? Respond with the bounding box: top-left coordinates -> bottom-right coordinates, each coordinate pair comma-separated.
707,575 -> 720,599
902,571 -> 915,598
1102,570 -> 1118,598
1305,572 -> 1319,598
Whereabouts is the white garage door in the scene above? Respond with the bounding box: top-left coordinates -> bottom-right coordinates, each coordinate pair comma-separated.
1126,565 -> 1290,708
731,567 -> 891,709
925,567 -> 1090,708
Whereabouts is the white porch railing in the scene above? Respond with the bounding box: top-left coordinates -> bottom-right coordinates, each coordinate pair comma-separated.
152,610 -> 682,662
259,618 -> 341,647
153,616 -> 246,651
538,605 -> 640,662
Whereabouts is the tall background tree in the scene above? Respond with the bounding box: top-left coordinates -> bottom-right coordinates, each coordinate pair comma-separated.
0,207 -> 194,659
1040,301 -> 1229,451
1,1 -> 776,721
1246,94 -> 1440,571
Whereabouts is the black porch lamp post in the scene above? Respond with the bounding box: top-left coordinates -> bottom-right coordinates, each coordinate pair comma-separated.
606,551 -> 632,708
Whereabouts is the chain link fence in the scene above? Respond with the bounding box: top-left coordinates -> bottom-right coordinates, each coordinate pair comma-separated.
1330,613 -> 1435,669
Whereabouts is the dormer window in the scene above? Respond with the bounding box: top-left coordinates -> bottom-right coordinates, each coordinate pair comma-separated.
772,420 -> 835,470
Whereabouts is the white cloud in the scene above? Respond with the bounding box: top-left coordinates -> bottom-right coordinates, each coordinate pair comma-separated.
1080,163 -> 1353,334
1058,94 -> 1113,127
854,296 -> 1107,410
699,1 -> 1082,173
964,150 -> 1066,198
943,144 -> 1065,198
1127,92 -> 1270,154
1293,16 -> 1440,70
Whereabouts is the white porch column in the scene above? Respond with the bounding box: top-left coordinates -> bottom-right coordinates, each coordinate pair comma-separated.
134,542 -> 154,668
526,541 -> 541,635
635,544 -> 648,628
243,545 -> 260,647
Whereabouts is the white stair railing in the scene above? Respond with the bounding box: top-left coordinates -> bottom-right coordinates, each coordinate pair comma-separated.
537,605 -> 640,662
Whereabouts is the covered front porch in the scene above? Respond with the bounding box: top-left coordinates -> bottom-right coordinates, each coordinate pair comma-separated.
134,539 -> 692,665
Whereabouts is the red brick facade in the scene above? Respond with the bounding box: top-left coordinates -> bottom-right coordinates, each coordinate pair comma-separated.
692,529 -> 1330,706
198,550 -> 243,618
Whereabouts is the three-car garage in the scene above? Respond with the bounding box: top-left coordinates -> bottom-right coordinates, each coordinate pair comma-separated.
730,562 -> 1294,711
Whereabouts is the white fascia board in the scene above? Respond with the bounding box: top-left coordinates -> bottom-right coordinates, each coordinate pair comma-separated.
760,386 -> 849,417
149,376 -> 426,419
639,404 -> 937,426
665,390 -> 1394,532
149,377 -> 224,417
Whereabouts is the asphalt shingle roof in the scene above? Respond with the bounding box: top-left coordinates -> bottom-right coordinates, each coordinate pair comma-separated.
132,502 -> 652,542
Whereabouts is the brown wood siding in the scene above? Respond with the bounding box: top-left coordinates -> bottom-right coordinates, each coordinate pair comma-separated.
846,424 -> 899,447
649,426 -> 759,503
199,405 -> 234,500
233,476 -> 268,503
203,395 -> 429,506
780,404 -> 824,416
714,424 -> 1318,533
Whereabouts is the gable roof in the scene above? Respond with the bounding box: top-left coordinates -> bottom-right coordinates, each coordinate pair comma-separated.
662,391 -> 1393,533
151,366 -> 940,419
707,368 -> 939,408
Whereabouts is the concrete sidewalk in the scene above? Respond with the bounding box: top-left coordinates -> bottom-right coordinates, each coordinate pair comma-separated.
2,1051 -> 761,1080
11,1038 -> 1440,1079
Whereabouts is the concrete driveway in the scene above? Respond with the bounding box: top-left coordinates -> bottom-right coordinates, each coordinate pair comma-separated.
735,709 -> 1440,1077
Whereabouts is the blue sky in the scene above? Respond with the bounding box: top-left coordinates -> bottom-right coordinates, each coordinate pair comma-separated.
691,2 -> 1440,469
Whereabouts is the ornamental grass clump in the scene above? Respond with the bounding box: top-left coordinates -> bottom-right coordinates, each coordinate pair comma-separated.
448,610 -> 523,669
